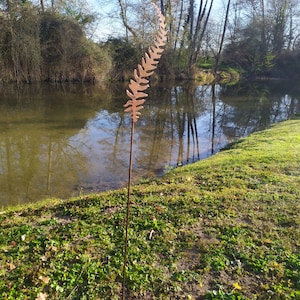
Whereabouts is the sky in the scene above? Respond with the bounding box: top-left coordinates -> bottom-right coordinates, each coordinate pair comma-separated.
88,0 -> 124,41
89,0 -> 225,41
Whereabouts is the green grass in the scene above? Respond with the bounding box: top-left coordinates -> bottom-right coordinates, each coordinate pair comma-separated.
0,119 -> 299,299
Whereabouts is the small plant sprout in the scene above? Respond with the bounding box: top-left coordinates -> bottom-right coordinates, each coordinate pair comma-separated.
122,2 -> 167,299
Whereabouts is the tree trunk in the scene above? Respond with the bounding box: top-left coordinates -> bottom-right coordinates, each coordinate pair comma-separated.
213,0 -> 231,75
192,0 -> 213,66
40,0 -> 45,12
118,0 -> 137,40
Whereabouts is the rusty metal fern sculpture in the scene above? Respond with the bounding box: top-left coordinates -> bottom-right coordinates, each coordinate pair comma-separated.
124,3 -> 168,123
122,3 -> 167,299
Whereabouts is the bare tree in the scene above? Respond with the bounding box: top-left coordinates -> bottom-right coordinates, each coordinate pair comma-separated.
188,0 -> 214,73
213,0 -> 231,75
118,0 -> 138,39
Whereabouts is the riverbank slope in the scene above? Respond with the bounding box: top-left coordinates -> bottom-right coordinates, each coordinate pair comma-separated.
1,118 -> 299,299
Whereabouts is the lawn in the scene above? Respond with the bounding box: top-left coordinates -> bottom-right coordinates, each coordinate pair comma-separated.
0,118 -> 299,299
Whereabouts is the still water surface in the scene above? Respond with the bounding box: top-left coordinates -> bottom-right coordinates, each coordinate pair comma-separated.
0,81 -> 299,207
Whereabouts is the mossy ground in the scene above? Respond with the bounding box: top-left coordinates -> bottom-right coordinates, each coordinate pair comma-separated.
0,119 -> 299,299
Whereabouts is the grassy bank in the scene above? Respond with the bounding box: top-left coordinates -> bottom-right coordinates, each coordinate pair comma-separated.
0,119 -> 299,299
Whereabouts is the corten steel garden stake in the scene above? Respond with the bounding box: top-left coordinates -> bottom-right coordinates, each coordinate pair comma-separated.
122,3 -> 167,299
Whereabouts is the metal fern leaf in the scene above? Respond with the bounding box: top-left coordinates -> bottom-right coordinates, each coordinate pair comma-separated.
124,3 -> 168,123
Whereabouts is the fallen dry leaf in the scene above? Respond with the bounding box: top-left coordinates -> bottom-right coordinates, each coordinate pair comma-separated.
36,292 -> 47,300
7,262 -> 16,271
39,275 -> 50,284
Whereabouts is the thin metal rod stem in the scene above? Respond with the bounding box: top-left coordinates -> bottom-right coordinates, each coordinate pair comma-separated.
122,119 -> 135,300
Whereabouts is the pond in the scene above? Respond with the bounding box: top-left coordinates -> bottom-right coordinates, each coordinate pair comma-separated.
0,80 -> 299,207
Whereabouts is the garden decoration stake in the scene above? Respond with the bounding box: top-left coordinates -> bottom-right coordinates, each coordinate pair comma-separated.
122,2 -> 167,298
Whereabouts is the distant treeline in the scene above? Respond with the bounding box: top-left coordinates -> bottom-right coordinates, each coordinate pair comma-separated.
0,6 -> 111,83
1,0 -> 300,84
